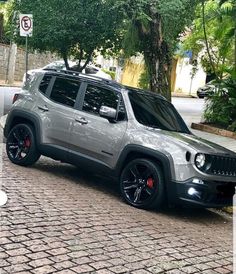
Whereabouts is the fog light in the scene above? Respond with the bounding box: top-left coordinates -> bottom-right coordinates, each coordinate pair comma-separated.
188,187 -> 201,199
192,178 -> 204,185
188,187 -> 197,196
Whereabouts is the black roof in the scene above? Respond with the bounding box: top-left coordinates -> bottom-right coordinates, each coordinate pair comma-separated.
43,68 -> 166,100
44,68 -> 123,91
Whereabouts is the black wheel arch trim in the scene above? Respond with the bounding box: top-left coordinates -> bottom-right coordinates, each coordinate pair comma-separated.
115,144 -> 176,204
116,145 -> 172,174
4,109 -> 42,145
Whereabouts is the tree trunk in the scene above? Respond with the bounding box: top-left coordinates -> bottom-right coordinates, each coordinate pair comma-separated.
62,51 -> 69,70
80,52 -> 93,72
202,0 -> 218,79
136,9 -> 171,101
144,44 -> 171,101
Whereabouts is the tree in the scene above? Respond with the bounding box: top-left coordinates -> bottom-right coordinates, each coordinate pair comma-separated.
184,0 -> 235,79
117,0 -> 199,100
219,0 -> 236,75
184,0 -> 236,132
5,0 -> 123,70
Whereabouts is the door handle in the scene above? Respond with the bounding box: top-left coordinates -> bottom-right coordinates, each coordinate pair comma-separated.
38,105 -> 49,112
75,117 -> 88,125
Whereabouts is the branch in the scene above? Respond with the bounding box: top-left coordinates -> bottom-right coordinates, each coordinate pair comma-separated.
81,51 -> 93,71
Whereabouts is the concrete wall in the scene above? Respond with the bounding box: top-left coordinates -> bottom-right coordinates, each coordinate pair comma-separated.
0,43 -> 10,81
174,57 -> 206,95
121,55 -> 145,88
120,55 -> 207,95
0,43 -> 57,82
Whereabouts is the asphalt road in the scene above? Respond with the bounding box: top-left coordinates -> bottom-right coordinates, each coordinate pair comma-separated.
172,97 -> 205,127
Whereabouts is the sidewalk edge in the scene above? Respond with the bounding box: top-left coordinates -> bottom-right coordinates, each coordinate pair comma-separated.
191,123 -> 236,140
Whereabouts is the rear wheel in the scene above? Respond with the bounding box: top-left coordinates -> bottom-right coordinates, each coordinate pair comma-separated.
6,124 -> 40,166
120,158 -> 165,209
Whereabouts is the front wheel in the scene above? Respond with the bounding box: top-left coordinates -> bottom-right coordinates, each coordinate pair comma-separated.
120,158 -> 165,209
6,123 -> 40,166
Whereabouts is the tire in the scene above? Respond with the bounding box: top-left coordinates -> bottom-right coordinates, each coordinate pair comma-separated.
6,123 -> 40,166
120,158 -> 165,209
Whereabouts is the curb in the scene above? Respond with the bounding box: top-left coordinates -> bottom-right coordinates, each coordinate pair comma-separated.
191,123 -> 236,140
172,93 -> 197,99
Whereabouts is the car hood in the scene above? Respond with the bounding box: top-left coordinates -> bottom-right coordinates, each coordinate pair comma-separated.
166,131 -> 235,156
147,128 -> 236,157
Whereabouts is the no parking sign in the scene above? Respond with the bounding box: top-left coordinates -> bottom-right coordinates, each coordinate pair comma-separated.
20,14 -> 33,37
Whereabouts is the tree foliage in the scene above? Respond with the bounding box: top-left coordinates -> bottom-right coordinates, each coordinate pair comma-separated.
204,77 -> 236,132
117,0 -> 199,100
5,0 -> 124,70
183,0 -> 236,79
184,0 -> 236,131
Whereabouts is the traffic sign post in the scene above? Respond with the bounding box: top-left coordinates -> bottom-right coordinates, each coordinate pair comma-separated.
20,14 -> 33,37
19,14 -> 33,76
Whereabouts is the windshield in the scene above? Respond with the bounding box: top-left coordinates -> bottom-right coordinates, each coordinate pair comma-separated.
128,89 -> 189,133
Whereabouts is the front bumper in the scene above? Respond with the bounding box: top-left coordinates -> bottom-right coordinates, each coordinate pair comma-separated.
170,178 -> 236,208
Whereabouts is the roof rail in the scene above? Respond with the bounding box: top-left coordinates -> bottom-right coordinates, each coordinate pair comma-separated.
44,68 -> 120,87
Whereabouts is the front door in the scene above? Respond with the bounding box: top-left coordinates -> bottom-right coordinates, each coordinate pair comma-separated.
70,84 -> 127,168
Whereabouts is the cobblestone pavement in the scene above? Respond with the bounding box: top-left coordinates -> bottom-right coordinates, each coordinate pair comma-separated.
0,146 -> 233,274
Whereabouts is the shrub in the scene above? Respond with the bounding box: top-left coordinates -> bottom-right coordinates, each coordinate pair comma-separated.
204,77 -> 236,132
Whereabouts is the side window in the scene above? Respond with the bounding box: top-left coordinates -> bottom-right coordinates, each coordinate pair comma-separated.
39,75 -> 52,94
50,77 -> 81,108
82,85 -> 118,115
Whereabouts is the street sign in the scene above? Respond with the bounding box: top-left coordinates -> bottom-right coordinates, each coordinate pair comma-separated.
20,14 -> 33,37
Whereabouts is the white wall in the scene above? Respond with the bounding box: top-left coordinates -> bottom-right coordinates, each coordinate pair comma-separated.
174,57 -> 206,95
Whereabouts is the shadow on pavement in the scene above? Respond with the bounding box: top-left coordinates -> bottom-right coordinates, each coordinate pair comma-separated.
31,157 -> 230,223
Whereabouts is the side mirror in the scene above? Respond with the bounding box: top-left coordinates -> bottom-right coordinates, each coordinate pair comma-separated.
99,106 -> 117,121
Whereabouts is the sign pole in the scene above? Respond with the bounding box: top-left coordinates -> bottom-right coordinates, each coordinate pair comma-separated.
19,14 -> 33,78
25,34 -> 28,76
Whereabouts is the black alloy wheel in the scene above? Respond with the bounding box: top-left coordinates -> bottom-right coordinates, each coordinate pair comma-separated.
6,124 -> 40,166
120,158 -> 164,209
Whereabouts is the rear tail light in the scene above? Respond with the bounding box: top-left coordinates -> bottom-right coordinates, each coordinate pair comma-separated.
12,93 -> 20,104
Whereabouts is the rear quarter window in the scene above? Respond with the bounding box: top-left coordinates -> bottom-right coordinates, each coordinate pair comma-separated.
39,75 -> 52,94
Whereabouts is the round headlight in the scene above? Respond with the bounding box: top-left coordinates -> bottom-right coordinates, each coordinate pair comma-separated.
195,153 -> 206,169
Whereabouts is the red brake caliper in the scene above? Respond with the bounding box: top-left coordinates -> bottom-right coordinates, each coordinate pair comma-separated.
24,138 -> 31,148
147,177 -> 154,188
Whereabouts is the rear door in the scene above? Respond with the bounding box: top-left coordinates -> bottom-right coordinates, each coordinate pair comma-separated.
36,74 -> 82,152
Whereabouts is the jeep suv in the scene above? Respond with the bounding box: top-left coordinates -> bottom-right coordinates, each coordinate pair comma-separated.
4,70 -> 236,209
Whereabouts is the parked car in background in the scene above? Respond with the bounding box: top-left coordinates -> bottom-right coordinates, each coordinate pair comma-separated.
197,81 -> 216,98
43,60 -> 112,80
1,87 -> 21,115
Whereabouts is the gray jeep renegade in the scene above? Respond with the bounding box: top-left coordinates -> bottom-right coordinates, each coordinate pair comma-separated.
4,70 -> 236,209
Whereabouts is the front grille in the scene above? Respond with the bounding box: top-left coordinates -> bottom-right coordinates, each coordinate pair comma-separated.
208,155 -> 236,177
